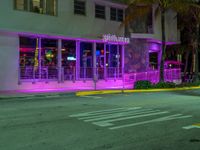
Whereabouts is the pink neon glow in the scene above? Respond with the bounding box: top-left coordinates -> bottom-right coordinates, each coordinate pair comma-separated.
18,80 -> 126,93
147,39 -> 178,45
17,68 -> 181,93
125,68 -> 181,84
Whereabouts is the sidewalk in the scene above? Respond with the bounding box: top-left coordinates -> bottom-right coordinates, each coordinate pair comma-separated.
0,88 -> 78,99
0,86 -> 132,99
1,86 -> 200,99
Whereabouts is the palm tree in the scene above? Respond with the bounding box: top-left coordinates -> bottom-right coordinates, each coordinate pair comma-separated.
188,6 -> 200,82
178,5 -> 200,82
123,0 -> 200,82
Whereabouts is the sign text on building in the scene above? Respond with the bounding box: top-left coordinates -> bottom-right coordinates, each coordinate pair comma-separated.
103,34 -> 130,44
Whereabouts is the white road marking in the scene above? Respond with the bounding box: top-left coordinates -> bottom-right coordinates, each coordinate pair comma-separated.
69,107 -> 192,130
93,111 -> 169,127
69,107 -> 141,117
80,96 -> 102,99
84,109 -> 158,122
79,107 -> 147,120
110,114 -> 192,130
183,125 -> 200,130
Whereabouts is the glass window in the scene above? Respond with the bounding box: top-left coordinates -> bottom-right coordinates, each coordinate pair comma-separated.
20,36 -> 37,67
96,43 -> 105,79
41,39 -> 58,79
95,4 -> 105,19
14,0 -> 57,16
110,7 -> 123,22
14,0 -> 28,11
46,0 -> 57,16
117,9 -> 123,22
80,42 -> 93,78
128,6 -> 153,33
149,52 -> 158,70
41,38 -> 58,67
30,0 -> 57,15
19,36 -> 37,79
62,40 -> 76,80
74,0 -> 86,15
110,7 -> 117,21
30,0 -> 43,13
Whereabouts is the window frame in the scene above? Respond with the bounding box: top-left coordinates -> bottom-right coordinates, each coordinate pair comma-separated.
95,4 -> 106,19
110,7 -> 124,22
14,0 -> 58,16
14,0 -> 28,11
74,0 -> 86,16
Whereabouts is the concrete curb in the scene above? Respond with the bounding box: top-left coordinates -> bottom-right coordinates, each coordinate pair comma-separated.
76,86 -> 200,96
0,92 -> 76,100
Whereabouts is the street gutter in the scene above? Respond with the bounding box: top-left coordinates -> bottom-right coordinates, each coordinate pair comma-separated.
76,86 -> 200,96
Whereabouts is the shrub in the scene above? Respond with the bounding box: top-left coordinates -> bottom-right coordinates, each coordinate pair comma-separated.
152,82 -> 176,89
133,80 -> 200,90
176,81 -> 200,87
134,80 -> 152,89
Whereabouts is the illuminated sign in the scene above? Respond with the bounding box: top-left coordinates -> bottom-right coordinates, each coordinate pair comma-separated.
103,34 -> 130,44
67,57 -> 76,61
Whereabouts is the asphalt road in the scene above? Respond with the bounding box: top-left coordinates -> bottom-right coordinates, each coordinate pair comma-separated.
0,90 -> 200,150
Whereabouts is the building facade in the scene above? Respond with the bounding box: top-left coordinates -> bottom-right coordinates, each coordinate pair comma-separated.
0,0 -> 180,92
125,4 -> 181,84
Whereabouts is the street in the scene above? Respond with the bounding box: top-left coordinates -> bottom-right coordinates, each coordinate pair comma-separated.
0,90 -> 200,150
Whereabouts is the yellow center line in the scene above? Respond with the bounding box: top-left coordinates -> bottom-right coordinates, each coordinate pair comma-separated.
193,123 -> 200,126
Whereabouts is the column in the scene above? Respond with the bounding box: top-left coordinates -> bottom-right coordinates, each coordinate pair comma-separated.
38,37 -> 42,80
158,49 -> 162,70
122,45 -> 125,77
122,45 -> 125,89
93,42 -> 97,80
108,44 -> 111,78
158,47 -> 162,82
104,43 -> 107,80
76,41 -> 80,80
57,39 -> 62,82
117,45 -> 120,78
18,36 -> 21,85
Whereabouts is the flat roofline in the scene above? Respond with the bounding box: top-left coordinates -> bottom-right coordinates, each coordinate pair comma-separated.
0,29 -> 129,45
96,0 -> 127,8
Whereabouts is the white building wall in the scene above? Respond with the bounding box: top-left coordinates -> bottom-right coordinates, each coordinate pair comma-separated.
0,0 -> 125,38
131,6 -> 180,44
0,0 -> 127,91
0,33 -> 19,91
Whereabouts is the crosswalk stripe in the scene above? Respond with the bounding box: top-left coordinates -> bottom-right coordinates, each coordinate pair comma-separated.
69,107 -> 141,117
69,107 -> 192,130
84,109 -> 159,122
79,107 -> 146,120
93,111 -> 169,127
110,114 -> 192,130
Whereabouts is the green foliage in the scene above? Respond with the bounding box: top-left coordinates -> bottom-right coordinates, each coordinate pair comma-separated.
134,80 -> 152,89
134,80 -> 200,89
152,82 -> 176,89
176,81 -> 200,87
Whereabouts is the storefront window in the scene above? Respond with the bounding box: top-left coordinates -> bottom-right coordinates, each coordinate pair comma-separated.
41,38 -> 58,79
80,42 -> 93,78
106,44 -> 122,78
149,52 -> 158,70
96,43 -> 104,79
19,36 -> 37,79
62,40 -> 76,80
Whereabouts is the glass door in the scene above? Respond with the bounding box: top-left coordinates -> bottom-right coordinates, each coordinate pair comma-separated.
106,44 -> 122,79
96,43 -> 105,80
